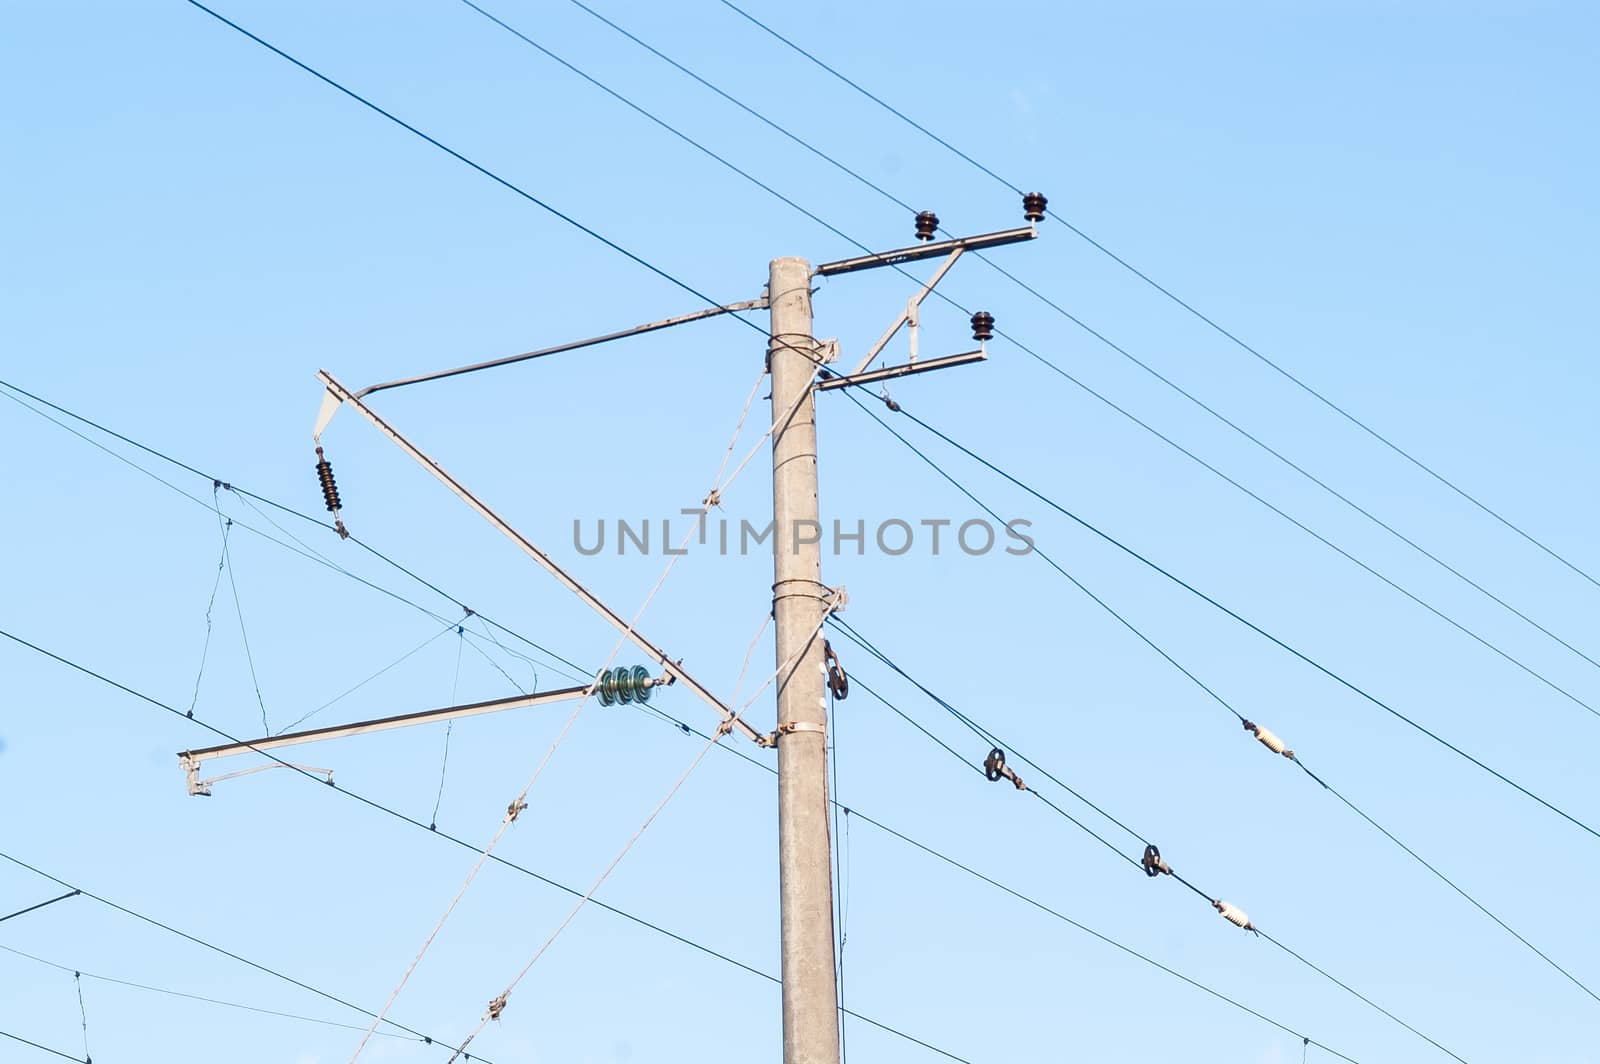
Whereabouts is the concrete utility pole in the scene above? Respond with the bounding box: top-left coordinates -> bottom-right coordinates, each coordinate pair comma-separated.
768,255 -> 841,1064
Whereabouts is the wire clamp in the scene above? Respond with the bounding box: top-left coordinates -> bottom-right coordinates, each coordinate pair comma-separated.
506,798 -> 528,823
1242,719 -> 1294,760
702,489 -> 722,509
487,992 -> 509,1021
983,746 -> 1026,791
1141,843 -> 1172,878
823,640 -> 849,701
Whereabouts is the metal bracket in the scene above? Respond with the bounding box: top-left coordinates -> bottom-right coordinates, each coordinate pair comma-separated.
852,247 -> 965,375
183,755 -> 333,797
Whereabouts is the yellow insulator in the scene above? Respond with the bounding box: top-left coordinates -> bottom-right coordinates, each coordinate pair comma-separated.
1213,899 -> 1254,930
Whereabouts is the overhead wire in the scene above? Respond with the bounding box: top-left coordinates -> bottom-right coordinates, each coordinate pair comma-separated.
548,0 -> 1600,678
842,671 -> 1472,1063
839,386 -> 1600,844
713,0 -> 1600,598
0,1028 -> 87,1064
0,890 -> 80,925
832,561 -> 1600,1005
181,0 -> 769,343
627,686 -> 1364,1062
0,632 -> 972,1064
212,487 -> 272,732
0,851 -> 461,1056
0,942 -> 417,1040
72,971 -> 91,1064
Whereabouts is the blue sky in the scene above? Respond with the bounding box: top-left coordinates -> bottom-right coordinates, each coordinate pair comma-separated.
2,2 -> 1597,1062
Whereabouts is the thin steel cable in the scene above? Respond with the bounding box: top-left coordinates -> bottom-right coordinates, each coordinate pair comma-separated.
842,388 -> 1600,843
525,5 -> 1600,677
442,731 -> 725,1063
0,943 -> 418,1040
1290,759 -> 1600,1005
182,0 -> 768,341
211,491 -> 271,733
715,0 -> 1600,597
0,1029 -> 86,1064
849,671 -> 1141,873
72,971 -> 90,1064
832,617 -> 1155,846
0,890 -> 79,925
187,512 -> 229,716
631,699 -> 1363,1063
1260,933 -> 1469,1063
837,393 -> 1600,1004
851,670 -> 1466,1061
829,683 -> 850,1064
0,632 -> 962,1064
0,851 -> 462,1054
278,619 -> 460,734
431,626 -> 467,830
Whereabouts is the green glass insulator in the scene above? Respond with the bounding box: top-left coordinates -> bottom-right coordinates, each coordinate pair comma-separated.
597,669 -> 616,706
616,665 -> 635,705
632,665 -> 652,703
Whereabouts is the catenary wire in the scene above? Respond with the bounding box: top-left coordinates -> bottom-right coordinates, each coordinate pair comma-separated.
839,386 -> 1600,843
0,942 -> 418,1040
714,0 -> 1600,597
627,689 -> 1364,1062
0,630 -> 975,1064
844,671 -> 1471,1062
181,0 -> 769,342
0,376 -> 585,684
0,1028 -> 87,1064
835,619 -> 1600,1004
553,0 -> 1599,677
0,852 -> 462,1056
0,890 -> 80,925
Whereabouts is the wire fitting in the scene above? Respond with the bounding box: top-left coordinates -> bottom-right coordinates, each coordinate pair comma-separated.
1213,899 -> 1256,932
1141,843 -> 1172,878
487,992 -> 509,1021
506,798 -> 528,823
823,640 -> 849,701
983,747 -> 1026,791
1242,719 -> 1294,759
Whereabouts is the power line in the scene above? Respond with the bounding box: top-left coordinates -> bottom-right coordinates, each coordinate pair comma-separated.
839,387 -> 1600,844
515,0 -> 1599,690
626,693 -> 1365,1062
713,0 -> 1600,598
0,628 -> 976,1064
842,672 -> 1472,1063
0,851 -> 455,1056
0,377 -> 585,684
181,0 -> 768,342
0,942 -> 416,1040
0,890 -> 80,925
833,619 -> 1600,1007
0,1028 -> 88,1064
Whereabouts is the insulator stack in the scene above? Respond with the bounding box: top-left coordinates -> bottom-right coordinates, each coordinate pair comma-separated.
315,447 -> 341,512
1022,191 -> 1048,222
1213,899 -> 1255,931
1141,843 -> 1172,878
1242,719 -> 1294,759
596,665 -> 654,706
983,746 -> 1026,790
970,311 -> 995,341
914,210 -> 940,241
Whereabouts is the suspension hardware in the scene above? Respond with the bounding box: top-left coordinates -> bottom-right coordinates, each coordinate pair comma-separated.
1141,843 -> 1172,878
983,746 -> 1026,790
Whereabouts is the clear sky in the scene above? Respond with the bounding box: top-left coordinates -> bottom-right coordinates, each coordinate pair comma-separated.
2,2 -> 1597,1062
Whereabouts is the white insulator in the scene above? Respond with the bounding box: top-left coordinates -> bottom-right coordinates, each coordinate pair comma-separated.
1214,900 -> 1253,930
1253,725 -> 1292,758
